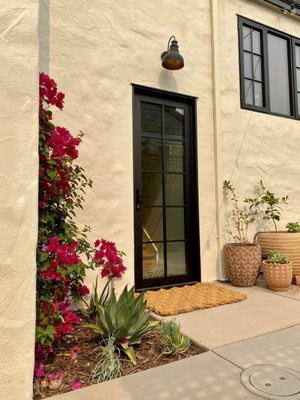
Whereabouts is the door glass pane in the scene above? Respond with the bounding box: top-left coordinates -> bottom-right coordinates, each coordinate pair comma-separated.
164,141 -> 184,172
296,45 -> 300,68
166,208 -> 185,240
165,174 -> 184,206
164,106 -> 184,137
142,138 -> 162,171
167,242 -> 186,276
267,34 -> 291,116
297,69 -> 300,92
252,30 -> 261,54
141,102 -> 162,135
253,55 -> 262,81
254,82 -> 263,107
142,207 -> 163,242
143,242 -> 164,279
243,26 -> 251,51
243,52 -> 252,79
142,173 -> 162,206
244,79 -> 253,105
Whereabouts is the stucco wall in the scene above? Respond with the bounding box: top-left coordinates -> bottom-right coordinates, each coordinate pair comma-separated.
218,0 -> 300,245
0,2 -> 38,400
43,0 -> 218,287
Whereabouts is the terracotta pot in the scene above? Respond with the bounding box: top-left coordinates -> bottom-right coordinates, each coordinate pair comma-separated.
256,231 -> 300,277
262,260 -> 292,291
223,243 -> 261,287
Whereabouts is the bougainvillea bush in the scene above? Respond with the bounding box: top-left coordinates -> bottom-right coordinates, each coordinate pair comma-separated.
36,73 -> 126,378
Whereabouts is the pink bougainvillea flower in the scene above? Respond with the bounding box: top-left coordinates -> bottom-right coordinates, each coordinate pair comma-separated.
94,239 -> 101,247
70,345 -> 79,361
71,380 -> 81,391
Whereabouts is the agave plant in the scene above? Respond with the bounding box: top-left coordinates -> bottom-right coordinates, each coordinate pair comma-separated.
85,286 -> 158,365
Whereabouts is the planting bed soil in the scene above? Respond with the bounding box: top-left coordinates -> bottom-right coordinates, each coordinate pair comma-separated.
33,316 -> 205,399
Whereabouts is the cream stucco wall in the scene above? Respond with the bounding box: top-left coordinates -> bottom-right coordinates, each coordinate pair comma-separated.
0,2 -> 38,400
42,0 -> 218,288
218,0 -> 300,249
40,0 -> 300,291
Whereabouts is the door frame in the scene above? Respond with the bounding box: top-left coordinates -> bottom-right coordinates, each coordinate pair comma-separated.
132,84 -> 200,291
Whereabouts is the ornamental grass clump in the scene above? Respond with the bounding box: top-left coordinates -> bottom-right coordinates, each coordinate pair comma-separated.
160,320 -> 190,355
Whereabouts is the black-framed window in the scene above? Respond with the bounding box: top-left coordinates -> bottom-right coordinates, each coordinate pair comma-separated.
238,16 -> 300,119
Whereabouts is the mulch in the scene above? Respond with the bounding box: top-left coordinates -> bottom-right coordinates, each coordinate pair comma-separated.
33,316 -> 205,399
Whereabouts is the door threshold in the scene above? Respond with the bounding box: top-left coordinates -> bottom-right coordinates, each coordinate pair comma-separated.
136,280 -> 200,292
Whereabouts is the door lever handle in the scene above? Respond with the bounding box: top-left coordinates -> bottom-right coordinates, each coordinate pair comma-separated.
136,189 -> 151,211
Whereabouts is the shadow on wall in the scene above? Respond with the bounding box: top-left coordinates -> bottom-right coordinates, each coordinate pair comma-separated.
159,70 -> 178,92
39,0 -> 49,73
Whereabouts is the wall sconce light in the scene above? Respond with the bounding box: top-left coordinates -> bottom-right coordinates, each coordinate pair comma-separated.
161,36 -> 184,70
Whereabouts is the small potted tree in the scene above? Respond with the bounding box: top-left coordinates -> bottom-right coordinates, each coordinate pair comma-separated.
262,250 -> 292,291
223,180 -> 261,287
247,181 -> 300,280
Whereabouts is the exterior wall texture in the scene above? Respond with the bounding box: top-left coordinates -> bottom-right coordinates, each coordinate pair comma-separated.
0,2 -> 39,400
1,0 -> 300,398
43,0 -> 218,288
42,0 -> 300,289
218,0 -> 300,246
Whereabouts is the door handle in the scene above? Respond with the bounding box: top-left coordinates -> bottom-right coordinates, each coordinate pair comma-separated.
136,189 -> 151,211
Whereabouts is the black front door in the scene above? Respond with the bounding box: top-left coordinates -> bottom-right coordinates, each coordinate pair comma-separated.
133,85 -> 200,290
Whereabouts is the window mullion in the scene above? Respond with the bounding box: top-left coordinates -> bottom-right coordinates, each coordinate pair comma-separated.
262,26 -> 270,112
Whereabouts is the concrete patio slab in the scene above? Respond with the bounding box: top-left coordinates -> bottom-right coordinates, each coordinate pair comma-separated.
255,277 -> 300,301
155,283 -> 300,349
215,324 -> 300,371
47,283 -> 300,400
49,351 -> 259,400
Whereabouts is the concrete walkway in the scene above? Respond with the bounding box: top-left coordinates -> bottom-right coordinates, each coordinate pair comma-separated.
50,281 -> 300,400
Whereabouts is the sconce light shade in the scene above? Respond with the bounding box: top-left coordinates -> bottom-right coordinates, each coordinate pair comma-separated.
161,36 -> 184,70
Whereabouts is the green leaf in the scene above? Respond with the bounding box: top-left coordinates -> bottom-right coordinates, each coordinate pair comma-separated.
46,169 -> 57,179
123,346 -> 137,365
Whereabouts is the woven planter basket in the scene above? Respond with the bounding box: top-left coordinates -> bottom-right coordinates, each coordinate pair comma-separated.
224,243 -> 261,287
256,231 -> 300,277
262,260 -> 292,291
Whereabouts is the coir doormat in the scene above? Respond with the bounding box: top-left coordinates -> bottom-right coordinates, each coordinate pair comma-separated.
143,283 -> 247,316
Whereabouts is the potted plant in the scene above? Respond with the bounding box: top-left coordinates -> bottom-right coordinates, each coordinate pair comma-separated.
247,181 -> 300,280
223,180 -> 261,287
262,250 -> 292,291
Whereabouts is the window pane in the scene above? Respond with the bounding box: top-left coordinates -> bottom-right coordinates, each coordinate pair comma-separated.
298,93 -> 300,115
142,138 -> 162,171
244,52 -> 252,79
165,174 -> 184,206
164,141 -> 184,172
142,207 -> 163,242
253,55 -> 262,81
267,34 -> 291,116
296,45 -> 300,68
252,30 -> 261,54
297,69 -> 300,92
254,82 -> 263,107
142,173 -> 162,206
167,242 -> 187,276
244,79 -> 254,105
143,242 -> 164,279
243,26 -> 251,51
166,208 -> 185,240
141,102 -> 162,135
164,106 -> 184,137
